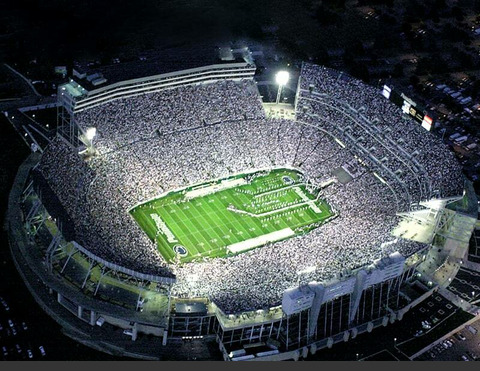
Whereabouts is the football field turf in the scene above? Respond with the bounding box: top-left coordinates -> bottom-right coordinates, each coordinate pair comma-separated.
130,168 -> 334,263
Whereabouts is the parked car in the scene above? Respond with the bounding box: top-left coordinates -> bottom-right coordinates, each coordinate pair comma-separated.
422,320 -> 431,329
466,351 -> 478,360
38,345 -> 46,357
455,332 -> 466,341
414,329 -> 424,337
0,297 -> 10,311
466,325 -> 477,335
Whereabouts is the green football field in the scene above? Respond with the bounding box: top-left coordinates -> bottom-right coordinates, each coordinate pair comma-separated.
129,168 -> 334,263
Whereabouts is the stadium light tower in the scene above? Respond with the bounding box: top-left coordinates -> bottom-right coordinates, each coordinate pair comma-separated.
275,70 -> 290,104
79,127 -> 97,155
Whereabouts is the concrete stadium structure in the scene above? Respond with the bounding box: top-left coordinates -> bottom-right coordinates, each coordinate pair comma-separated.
7,53 -> 479,361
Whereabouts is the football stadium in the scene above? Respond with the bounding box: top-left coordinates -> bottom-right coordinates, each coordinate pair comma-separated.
7,47 -> 479,360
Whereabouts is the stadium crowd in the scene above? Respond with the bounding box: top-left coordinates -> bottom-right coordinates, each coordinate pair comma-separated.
297,63 -> 463,203
34,67 -> 463,313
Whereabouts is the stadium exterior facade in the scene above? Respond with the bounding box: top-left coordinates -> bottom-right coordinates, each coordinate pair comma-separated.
57,58 -> 257,147
7,55 -> 478,360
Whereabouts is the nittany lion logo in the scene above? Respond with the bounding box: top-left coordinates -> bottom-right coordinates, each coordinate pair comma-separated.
173,245 -> 188,257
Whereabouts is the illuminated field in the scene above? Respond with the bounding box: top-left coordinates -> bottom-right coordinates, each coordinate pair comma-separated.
130,168 -> 334,263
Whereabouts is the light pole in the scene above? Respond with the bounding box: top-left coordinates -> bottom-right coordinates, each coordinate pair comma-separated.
394,338 -> 397,347
275,71 -> 290,104
80,127 -> 97,155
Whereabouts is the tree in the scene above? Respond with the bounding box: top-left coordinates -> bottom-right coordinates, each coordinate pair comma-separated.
323,0 -> 346,10
409,75 -> 420,87
392,63 -> 404,78
451,6 -> 464,22
350,39 -> 365,56
315,5 -> 339,26
441,23 -> 470,43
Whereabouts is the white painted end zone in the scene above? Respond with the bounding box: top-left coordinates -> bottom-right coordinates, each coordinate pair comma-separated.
185,178 -> 247,199
150,213 -> 177,243
227,228 -> 295,254
293,187 -> 322,213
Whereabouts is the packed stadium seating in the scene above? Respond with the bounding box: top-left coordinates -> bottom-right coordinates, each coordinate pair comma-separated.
35,67 -> 464,314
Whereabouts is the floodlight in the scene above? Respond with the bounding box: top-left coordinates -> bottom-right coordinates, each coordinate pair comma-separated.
85,127 -> 97,141
275,71 -> 290,104
79,127 -> 97,156
275,71 -> 290,86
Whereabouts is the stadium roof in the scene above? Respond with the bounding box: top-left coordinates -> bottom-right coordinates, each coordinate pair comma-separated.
73,45 -> 253,90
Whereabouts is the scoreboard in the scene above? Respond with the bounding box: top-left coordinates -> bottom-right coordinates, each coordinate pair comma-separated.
382,85 -> 433,131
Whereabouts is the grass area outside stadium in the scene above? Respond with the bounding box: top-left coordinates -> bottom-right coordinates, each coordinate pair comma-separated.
130,168 -> 335,264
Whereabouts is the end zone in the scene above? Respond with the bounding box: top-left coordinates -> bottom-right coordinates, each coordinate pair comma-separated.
226,228 -> 295,254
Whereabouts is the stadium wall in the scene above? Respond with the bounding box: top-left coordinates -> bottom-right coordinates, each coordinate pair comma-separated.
58,62 -> 256,115
11,155 -> 428,360
11,63 -> 476,360
57,61 -> 256,147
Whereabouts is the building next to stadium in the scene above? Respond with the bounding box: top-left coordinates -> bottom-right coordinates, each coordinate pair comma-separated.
6,46 -> 480,361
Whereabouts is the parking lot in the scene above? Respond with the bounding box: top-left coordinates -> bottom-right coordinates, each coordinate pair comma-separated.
399,293 -> 459,341
415,319 -> 480,361
0,295 -> 47,360
447,267 -> 480,303
394,292 -> 476,358
308,292 -> 474,361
